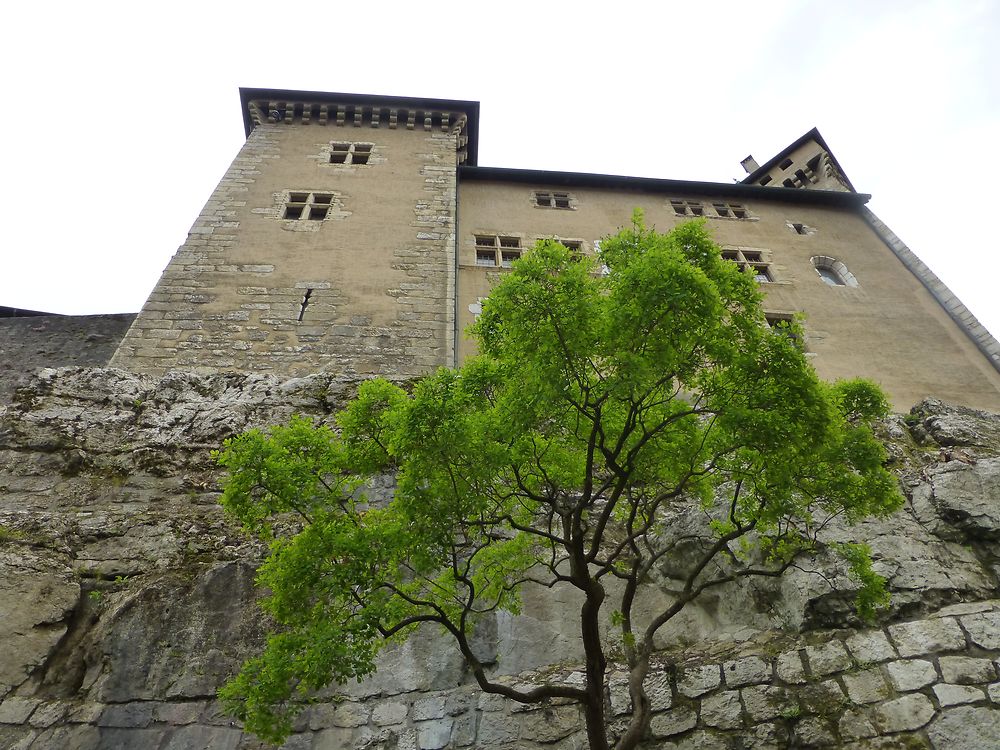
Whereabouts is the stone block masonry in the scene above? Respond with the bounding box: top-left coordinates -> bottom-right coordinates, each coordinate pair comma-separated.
4,595 -> 1000,748
112,109 -> 463,377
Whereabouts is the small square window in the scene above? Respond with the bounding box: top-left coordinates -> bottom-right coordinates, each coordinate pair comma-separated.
476,249 -> 496,266
330,142 -> 373,165
791,223 -> 808,235
283,192 -> 336,222
779,158 -> 794,170
721,248 -> 772,283
759,175 -> 772,186
501,250 -> 520,268
499,236 -> 521,249
534,191 -> 573,209
475,235 -> 495,248
713,203 -> 750,220
670,199 -> 704,217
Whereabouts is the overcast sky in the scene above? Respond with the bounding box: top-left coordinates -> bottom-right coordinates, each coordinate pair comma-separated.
4,1 -> 999,338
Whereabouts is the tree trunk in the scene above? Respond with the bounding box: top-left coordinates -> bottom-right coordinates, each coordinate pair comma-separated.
580,582 -> 609,750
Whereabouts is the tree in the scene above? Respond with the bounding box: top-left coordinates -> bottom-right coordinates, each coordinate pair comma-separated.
216,216 -> 902,749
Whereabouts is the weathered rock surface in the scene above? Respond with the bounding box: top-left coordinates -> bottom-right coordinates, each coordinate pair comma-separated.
1,370 -> 999,748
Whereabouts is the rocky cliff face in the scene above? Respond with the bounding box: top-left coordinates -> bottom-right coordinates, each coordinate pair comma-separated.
1,369 -> 999,749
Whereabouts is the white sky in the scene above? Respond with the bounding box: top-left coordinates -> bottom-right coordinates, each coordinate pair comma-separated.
4,1 -> 999,338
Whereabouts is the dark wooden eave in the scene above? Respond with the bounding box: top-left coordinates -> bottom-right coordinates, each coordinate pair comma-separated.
459,166 -> 870,208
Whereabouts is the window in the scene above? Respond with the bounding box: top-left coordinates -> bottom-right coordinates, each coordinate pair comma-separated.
330,142 -> 374,165
721,247 -> 772,282
284,192 -> 334,221
765,312 -> 801,346
811,256 -> 858,288
670,199 -> 704,217
779,158 -> 794,170
789,222 -> 810,235
535,191 -> 572,209
712,202 -> 750,219
759,175 -> 772,186
474,235 -> 521,267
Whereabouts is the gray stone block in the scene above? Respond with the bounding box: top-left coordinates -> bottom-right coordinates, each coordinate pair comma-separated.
795,716 -> 836,746
0,698 -> 40,724
845,630 -> 897,664
415,718 -> 452,749
874,694 -> 936,733
934,683 -> 986,707
643,669 -> 673,711
940,656 -> 997,684
889,617 -> 966,657
649,707 -> 697,738
518,705 -> 579,743
98,702 -> 155,729
842,668 -> 890,704
926,705 -> 1000,750
371,700 -> 408,726
741,685 -> 794,722
961,611 -> 1000,650
678,664 -> 721,698
839,707 -> 878,740
723,655 -> 771,687
776,650 -> 807,684
159,725 -> 242,750
886,658 -> 938,691
804,640 -> 851,676
477,710 -> 518,744
700,690 -> 743,729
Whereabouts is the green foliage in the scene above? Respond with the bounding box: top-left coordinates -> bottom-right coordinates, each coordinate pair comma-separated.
217,218 -> 902,748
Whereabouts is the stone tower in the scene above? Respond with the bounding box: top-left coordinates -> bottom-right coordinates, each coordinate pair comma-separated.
111,89 -> 479,376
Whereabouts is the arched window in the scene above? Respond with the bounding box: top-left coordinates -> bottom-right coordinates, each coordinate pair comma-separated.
811,256 -> 858,288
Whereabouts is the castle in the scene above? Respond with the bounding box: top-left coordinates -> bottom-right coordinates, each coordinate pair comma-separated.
99,88 -> 1000,412
4,89 -> 1000,750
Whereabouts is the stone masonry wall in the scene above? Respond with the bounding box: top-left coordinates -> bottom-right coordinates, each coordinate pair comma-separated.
0,314 -> 134,403
2,369 -> 1000,749
112,118 -> 459,377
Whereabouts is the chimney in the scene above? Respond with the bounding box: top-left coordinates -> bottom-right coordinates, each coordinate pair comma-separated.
740,155 -> 759,174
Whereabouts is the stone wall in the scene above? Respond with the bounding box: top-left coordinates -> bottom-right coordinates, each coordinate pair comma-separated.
0,314 -> 134,404
111,112 -> 461,377
2,369 -> 1000,749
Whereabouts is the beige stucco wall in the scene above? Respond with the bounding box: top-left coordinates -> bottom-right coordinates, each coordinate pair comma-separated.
112,121 -> 458,376
456,180 -> 1000,412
